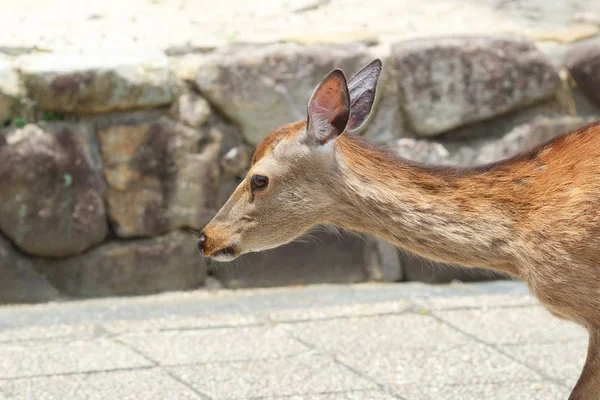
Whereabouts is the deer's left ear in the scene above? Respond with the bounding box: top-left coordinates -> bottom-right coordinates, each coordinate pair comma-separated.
306,69 -> 350,146
346,59 -> 382,133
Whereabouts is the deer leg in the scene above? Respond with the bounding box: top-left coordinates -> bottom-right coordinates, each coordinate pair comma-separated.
569,327 -> 600,400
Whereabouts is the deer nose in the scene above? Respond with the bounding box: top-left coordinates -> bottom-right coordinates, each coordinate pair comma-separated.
197,232 -> 207,254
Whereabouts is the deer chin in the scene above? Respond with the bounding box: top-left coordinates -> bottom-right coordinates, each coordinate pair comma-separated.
207,244 -> 240,262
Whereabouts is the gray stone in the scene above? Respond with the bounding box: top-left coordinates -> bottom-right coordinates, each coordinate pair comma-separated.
0,123 -> 108,257
170,92 -> 211,128
34,230 -> 207,297
207,115 -> 251,205
564,38 -> 600,107
212,230 -> 371,288
221,144 -> 253,179
390,116 -> 589,167
195,43 -> 372,146
218,176 -> 243,208
98,118 -> 220,238
16,49 -> 173,113
473,116 -> 591,163
0,234 -> 59,304
358,47 -> 406,143
392,36 -> 560,136
0,54 -> 19,122
365,238 -> 403,282
440,98 -> 570,141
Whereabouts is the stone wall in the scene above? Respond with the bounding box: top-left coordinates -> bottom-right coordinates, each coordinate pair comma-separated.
1,35 -> 599,303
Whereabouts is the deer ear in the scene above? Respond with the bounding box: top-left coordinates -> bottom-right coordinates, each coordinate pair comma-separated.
306,69 -> 350,146
346,59 -> 382,133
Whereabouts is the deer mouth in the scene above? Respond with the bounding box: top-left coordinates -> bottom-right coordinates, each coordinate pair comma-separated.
210,245 -> 239,261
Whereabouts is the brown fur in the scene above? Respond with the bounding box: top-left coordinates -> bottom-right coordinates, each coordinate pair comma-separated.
202,63 -> 600,399
252,121 -> 305,165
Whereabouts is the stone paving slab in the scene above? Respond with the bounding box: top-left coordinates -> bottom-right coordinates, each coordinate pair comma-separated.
502,340 -> 588,385
1,0 -> 599,53
412,293 -> 539,311
393,381 -> 571,400
433,307 -> 588,345
335,343 -> 544,388
0,323 -> 100,343
0,281 -> 587,399
286,314 -> 473,352
168,353 -> 378,399
266,391 -> 398,400
118,325 -> 309,365
0,368 -> 200,400
0,337 -> 152,379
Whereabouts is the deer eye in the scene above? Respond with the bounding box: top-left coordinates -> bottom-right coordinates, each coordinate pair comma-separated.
250,175 -> 269,192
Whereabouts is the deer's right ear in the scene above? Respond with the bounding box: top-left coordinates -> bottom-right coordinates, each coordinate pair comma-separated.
305,69 -> 350,146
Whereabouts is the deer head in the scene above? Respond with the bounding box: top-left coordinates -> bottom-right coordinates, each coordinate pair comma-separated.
197,59 -> 382,261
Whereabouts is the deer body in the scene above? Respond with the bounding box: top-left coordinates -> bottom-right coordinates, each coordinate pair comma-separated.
199,60 -> 600,399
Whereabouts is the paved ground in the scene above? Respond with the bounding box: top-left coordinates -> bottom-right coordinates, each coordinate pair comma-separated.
0,280 -> 587,399
1,0 -> 599,53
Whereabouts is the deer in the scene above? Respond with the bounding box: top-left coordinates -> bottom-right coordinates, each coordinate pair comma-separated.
197,59 -> 600,399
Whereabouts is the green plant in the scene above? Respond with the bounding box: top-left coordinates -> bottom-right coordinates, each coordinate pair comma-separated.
14,117 -> 26,128
43,111 -> 65,121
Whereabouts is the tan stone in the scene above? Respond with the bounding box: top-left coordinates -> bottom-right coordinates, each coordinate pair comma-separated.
35,230 -> 206,297
98,119 -> 220,238
16,49 -> 173,113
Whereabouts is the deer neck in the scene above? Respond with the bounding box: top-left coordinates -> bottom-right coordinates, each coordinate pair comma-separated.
329,135 -> 521,275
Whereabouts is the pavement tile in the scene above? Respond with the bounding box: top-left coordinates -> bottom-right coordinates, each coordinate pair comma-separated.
262,390 -> 398,400
261,390 -> 398,399
433,306 -> 587,345
413,293 -> 538,311
168,353 -> 377,399
118,325 -> 307,366
502,340 -> 588,387
337,343 -> 543,388
0,324 -> 100,343
0,368 -> 199,400
0,337 -> 152,379
394,381 -> 570,400
103,314 -> 266,334
286,314 -> 472,353
265,301 -> 412,323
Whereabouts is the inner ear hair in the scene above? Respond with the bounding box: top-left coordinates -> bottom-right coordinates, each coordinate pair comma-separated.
306,69 -> 351,145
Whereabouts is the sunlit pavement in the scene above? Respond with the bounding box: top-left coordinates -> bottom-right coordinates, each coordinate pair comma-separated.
0,281 -> 586,399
